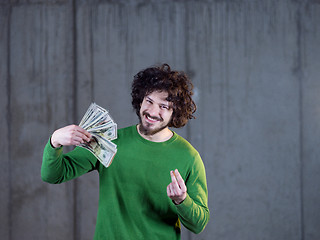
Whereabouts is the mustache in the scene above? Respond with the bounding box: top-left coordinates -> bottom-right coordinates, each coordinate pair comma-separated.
143,111 -> 163,122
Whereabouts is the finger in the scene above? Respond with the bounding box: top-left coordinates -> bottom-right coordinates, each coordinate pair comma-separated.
172,170 -> 184,188
79,129 -> 92,139
174,169 -> 187,192
69,130 -> 86,143
168,184 -> 178,198
71,128 -> 91,142
74,126 -> 92,140
170,171 -> 181,193
75,131 -> 91,142
69,135 -> 85,145
171,183 -> 178,196
170,170 -> 178,185
68,125 -> 89,137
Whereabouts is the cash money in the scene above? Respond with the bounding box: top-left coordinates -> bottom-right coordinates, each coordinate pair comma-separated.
78,103 -> 117,168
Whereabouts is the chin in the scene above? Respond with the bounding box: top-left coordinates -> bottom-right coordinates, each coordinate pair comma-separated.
139,123 -> 165,136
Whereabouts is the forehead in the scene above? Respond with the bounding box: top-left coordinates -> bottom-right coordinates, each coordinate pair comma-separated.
145,91 -> 169,102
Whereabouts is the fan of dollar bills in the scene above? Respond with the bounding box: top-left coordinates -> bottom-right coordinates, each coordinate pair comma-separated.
78,103 -> 117,168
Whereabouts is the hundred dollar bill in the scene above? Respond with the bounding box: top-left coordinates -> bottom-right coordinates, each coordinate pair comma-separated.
88,124 -> 117,141
78,103 -> 117,168
78,135 -> 116,168
79,103 -> 96,127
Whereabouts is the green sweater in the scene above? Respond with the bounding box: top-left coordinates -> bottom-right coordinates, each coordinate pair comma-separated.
41,125 -> 209,239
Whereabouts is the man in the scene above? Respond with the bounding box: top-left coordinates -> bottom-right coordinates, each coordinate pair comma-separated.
41,64 -> 210,239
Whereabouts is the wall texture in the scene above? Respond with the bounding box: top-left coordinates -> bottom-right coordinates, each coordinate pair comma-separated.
1,0 -> 319,240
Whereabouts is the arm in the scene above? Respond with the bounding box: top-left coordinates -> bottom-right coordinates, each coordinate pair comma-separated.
167,157 -> 210,234
41,125 -> 98,184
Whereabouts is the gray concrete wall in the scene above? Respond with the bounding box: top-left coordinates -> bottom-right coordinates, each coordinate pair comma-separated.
1,0 -> 319,239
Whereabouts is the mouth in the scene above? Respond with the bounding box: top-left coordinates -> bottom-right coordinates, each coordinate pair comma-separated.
144,113 -> 162,123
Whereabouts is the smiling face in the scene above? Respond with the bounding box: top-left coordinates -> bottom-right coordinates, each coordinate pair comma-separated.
138,91 -> 173,137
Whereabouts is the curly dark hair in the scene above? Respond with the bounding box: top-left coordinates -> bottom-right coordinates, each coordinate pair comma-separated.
131,63 -> 196,128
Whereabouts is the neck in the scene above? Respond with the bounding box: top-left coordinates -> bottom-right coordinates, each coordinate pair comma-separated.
137,124 -> 173,142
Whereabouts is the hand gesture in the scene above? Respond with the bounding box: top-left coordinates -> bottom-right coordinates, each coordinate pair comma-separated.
167,169 -> 187,205
51,124 -> 92,148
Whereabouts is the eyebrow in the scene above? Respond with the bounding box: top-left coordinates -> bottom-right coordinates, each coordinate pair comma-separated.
146,96 -> 171,108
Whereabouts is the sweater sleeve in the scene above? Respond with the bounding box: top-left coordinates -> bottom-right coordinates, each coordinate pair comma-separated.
175,153 -> 210,234
41,137 -> 98,184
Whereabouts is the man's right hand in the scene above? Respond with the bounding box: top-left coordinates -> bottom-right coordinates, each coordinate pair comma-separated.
51,125 -> 92,148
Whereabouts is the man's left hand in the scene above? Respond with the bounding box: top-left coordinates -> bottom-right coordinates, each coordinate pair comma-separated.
167,169 -> 187,205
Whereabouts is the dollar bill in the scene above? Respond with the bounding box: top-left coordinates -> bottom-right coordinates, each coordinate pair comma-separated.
78,103 -> 117,168
88,125 -> 117,141
79,135 -> 116,168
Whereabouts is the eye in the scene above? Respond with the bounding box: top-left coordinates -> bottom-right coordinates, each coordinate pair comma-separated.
161,105 -> 170,110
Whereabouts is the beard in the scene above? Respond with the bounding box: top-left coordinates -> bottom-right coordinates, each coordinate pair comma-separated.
139,111 -> 168,136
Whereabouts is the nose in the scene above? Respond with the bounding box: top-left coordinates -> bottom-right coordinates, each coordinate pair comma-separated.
148,104 -> 160,117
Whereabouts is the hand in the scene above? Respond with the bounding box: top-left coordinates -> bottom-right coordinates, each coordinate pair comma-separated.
51,124 -> 92,148
167,169 -> 187,205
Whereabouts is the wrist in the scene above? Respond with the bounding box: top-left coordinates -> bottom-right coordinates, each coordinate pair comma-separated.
173,197 -> 186,205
